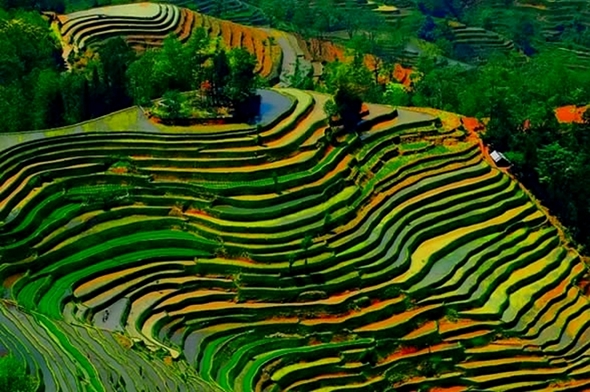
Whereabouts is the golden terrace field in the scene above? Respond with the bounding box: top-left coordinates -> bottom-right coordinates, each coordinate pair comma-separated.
1,86 -> 590,391
56,3 -> 281,79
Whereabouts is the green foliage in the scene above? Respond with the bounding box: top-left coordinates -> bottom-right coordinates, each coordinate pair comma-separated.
445,307 -> 459,322
417,15 -> 453,45
323,212 -> 332,232
417,354 -> 445,378
510,14 -> 538,55
301,234 -> 312,251
464,7 -> 496,31
100,37 -> 135,100
254,0 -> 294,28
254,0 -> 386,41
126,50 -> 160,106
0,11 -> 62,132
157,90 -> 186,120
0,14 -> 258,132
127,28 -> 213,106
0,354 -> 36,392
333,84 -> 363,131
321,56 -> 374,96
384,82 -> 410,106
286,58 -> 314,90
318,54 -> 372,132
558,14 -> 590,48
416,0 -> 464,18
208,49 -> 231,105
287,253 -> 296,273
0,11 -> 140,131
323,99 -> 337,119
226,47 -> 258,103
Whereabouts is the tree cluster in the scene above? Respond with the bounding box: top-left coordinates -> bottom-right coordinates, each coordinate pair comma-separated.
0,10 -> 137,132
0,10 -> 65,132
0,354 -> 36,392
127,29 -> 258,110
0,0 -> 64,13
0,11 -> 259,133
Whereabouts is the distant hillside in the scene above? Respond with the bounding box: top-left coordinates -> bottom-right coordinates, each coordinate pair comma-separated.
54,3 -> 281,79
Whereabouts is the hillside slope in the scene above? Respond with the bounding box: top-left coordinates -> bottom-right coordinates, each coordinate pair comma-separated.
55,3 -> 282,79
0,89 -> 589,391
0,301 -> 221,391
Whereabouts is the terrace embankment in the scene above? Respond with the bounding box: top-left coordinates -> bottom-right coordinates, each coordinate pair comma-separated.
0,88 -> 589,391
56,3 -> 282,80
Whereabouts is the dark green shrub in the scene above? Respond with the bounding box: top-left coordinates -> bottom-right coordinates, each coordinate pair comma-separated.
0,354 -> 36,392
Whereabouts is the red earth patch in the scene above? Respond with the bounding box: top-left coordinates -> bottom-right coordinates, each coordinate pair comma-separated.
555,105 -> 588,123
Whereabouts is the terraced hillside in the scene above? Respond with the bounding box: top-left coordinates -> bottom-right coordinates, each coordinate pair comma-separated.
450,23 -> 515,59
170,0 -> 267,26
0,301 -> 221,391
1,88 -> 590,391
57,3 -> 281,79
515,0 -> 590,41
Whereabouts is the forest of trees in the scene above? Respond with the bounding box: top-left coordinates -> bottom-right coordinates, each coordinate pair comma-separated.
0,8 -> 259,132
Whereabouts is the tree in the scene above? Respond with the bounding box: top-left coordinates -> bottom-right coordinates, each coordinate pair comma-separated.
465,7 -> 495,31
511,15 -> 537,55
482,97 -> 514,151
314,0 -> 339,35
209,49 -> 231,105
287,253 -> 295,274
321,54 -> 378,102
286,57 -> 314,90
333,83 -> 363,131
87,63 -> 107,117
226,48 -> 258,104
127,29 -> 214,106
31,68 -> 62,129
301,234 -> 313,267
337,0 -> 376,39
346,30 -> 403,86
0,84 -> 27,132
418,15 -> 438,42
183,27 -> 211,89
384,82 -> 410,106
0,354 -> 36,392
98,37 -> 135,110
126,50 -> 160,105
159,34 -> 190,90
61,71 -> 89,124
453,43 -> 476,62
291,0 -> 312,35
159,90 -> 185,119
259,0 -> 295,27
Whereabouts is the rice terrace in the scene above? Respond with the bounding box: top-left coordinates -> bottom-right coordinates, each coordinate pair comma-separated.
3,0 -> 590,391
